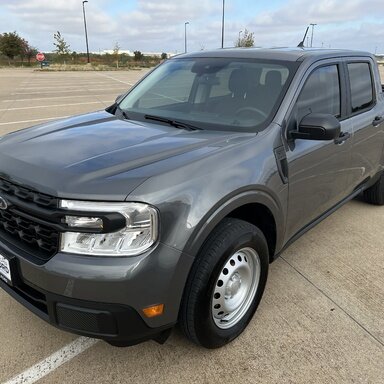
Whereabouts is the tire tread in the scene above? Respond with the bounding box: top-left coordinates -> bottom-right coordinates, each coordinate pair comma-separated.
179,218 -> 268,347
363,173 -> 384,205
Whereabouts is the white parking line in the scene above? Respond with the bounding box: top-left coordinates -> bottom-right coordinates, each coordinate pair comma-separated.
2,94 -> 117,103
22,80 -> 113,84
12,87 -> 126,95
3,337 -> 99,384
0,116 -> 70,126
97,73 -> 135,86
19,83 -> 113,90
0,101 -> 111,112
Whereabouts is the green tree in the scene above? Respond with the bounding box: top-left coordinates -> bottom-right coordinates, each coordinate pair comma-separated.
133,50 -> 144,61
0,31 -> 24,64
235,29 -> 255,48
53,31 -> 70,62
22,39 -> 38,65
161,52 -> 168,60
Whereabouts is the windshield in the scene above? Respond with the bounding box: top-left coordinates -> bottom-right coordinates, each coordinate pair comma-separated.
119,57 -> 298,132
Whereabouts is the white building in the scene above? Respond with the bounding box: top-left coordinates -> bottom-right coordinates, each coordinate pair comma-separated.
94,50 -> 176,57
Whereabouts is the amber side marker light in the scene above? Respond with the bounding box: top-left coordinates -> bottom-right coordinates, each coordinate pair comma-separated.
142,304 -> 164,318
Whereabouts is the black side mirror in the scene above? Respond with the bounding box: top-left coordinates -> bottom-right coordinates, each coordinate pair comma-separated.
291,113 -> 341,141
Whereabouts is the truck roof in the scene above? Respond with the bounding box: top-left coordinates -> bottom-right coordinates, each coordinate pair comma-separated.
178,47 -> 373,62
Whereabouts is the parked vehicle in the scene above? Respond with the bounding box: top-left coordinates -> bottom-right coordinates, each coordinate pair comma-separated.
0,48 -> 383,348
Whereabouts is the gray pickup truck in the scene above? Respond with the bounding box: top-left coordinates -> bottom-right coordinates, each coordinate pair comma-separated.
0,48 -> 383,349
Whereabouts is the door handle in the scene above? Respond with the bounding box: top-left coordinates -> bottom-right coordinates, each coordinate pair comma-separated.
373,116 -> 384,127
334,131 -> 351,145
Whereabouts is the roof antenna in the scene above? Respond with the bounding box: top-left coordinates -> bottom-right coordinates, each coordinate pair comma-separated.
297,26 -> 309,48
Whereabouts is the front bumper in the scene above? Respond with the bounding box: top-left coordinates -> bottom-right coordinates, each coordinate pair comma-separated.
0,239 -> 194,345
0,278 -> 172,346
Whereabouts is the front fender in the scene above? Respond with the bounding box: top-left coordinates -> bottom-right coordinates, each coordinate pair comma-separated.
182,186 -> 285,259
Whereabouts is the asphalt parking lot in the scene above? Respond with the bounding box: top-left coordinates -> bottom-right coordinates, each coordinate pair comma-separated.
0,67 -> 383,384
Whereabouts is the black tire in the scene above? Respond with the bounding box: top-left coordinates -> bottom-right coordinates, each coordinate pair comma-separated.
363,172 -> 384,205
179,218 -> 269,349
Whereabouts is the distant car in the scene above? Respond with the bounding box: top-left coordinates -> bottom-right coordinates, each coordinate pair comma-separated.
40,61 -> 50,67
0,48 -> 383,348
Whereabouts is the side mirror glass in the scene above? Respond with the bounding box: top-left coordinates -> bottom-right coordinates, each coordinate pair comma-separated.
291,113 -> 341,141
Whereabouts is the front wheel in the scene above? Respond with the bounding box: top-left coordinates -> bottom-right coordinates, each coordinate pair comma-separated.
179,218 -> 269,348
363,172 -> 384,205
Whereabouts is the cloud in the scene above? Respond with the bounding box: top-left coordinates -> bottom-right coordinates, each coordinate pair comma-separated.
0,0 -> 383,53
253,0 -> 383,27
236,0 -> 384,50
2,0 -> 117,51
117,0 -> 222,51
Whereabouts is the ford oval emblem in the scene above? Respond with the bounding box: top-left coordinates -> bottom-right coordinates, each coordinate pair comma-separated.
0,196 -> 8,210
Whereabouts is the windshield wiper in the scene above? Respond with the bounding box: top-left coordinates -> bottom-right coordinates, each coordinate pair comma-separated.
144,114 -> 202,131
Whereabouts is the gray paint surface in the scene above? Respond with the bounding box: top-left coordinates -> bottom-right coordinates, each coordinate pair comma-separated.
0,68 -> 383,383
0,50 -> 383,339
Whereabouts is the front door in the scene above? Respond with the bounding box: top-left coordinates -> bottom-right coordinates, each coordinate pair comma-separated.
284,63 -> 353,241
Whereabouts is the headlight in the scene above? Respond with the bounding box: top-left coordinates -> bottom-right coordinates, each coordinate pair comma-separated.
59,200 -> 158,256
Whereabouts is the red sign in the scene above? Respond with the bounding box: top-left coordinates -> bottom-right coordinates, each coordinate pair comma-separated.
36,52 -> 45,62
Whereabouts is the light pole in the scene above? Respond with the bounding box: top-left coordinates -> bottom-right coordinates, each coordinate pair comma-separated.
238,30 -> 243,45
82,0 -> 90,63
184,22 -> 189,53
221,0 -> 225,48
310,23 -> 317,48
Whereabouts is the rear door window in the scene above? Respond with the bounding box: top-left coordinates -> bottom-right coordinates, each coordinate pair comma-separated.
347,62 -> 374,113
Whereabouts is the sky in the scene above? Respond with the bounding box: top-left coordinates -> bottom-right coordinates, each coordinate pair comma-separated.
0,0 -> 383,55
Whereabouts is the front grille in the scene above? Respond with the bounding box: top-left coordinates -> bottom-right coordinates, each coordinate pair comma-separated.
0,178 -> 57,208
0,178 -> 59,263
0,209 -> 59,256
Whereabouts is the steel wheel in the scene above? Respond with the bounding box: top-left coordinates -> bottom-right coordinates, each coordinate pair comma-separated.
211,247 -> 261,329
179,218 -> 269,348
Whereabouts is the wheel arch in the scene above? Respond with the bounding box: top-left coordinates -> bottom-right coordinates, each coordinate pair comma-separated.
227,203 -> 277,259
183,188 -> 284,263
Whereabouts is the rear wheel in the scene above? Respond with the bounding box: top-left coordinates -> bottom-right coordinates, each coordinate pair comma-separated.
179,218 -> 269,348
363,172 -> 384,205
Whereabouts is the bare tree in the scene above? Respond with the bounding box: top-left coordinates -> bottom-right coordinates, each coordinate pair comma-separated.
113,42 -> 120,69
53,31 -> 70,63
235,29 -> 255,48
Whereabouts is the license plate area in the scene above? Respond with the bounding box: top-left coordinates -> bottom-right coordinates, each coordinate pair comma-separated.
0,252 -> 12,285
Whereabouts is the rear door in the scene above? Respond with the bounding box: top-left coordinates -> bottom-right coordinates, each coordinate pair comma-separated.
284,61 -> 353,240
343,59 -> 384,191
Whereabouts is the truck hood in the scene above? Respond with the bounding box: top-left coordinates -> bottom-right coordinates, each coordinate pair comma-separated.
0,111 -> 252,200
